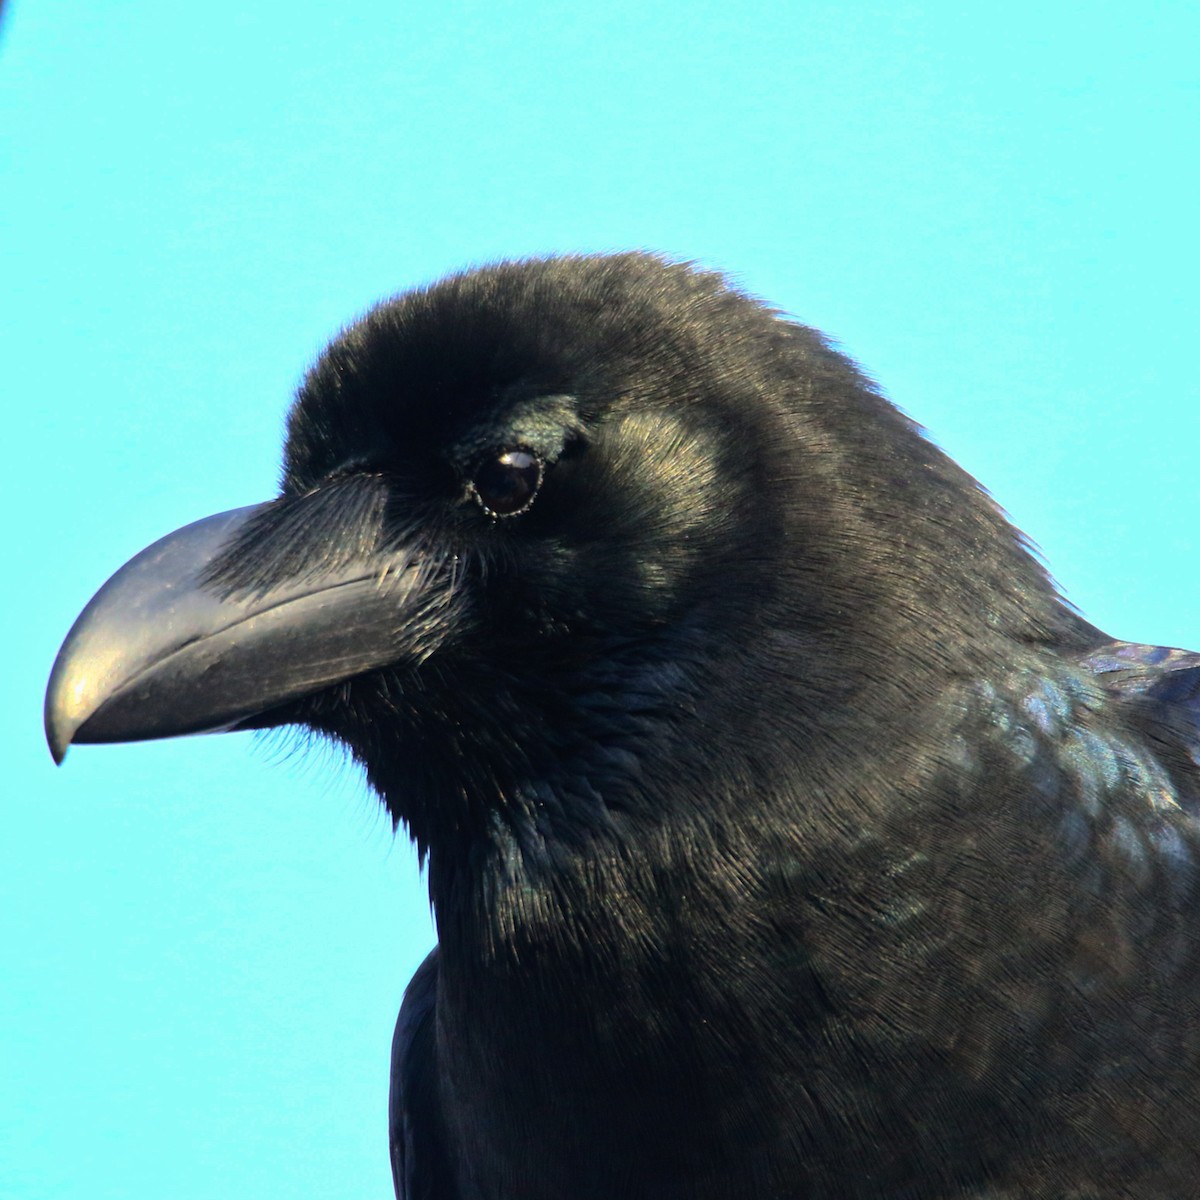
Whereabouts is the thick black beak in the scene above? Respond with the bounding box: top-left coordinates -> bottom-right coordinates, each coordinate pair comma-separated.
45,502 -> 441,763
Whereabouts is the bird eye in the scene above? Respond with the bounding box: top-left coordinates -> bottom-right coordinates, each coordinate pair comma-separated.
469,449 -> 544,518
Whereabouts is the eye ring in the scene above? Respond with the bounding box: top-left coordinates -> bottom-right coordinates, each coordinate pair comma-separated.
468,448 -> 545,518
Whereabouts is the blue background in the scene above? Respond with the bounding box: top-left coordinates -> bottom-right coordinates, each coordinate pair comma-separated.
3,3 -> 1196,1197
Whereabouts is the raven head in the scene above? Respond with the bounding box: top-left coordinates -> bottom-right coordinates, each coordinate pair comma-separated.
46,253 -> 1065,874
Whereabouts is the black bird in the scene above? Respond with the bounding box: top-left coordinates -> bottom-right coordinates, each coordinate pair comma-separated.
46,253 -> 1200,1198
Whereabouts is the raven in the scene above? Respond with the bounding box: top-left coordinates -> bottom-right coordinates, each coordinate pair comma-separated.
46,254 -> 1200,1198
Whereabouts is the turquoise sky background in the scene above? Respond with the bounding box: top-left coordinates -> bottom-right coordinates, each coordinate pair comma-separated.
3,3 -> 1196,1197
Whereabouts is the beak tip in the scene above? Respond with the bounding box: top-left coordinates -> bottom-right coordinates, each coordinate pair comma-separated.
44,692 -> 75,766
42,503 -> 272,767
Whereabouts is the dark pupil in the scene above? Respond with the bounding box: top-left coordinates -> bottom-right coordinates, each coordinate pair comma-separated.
474,450 -> 540,515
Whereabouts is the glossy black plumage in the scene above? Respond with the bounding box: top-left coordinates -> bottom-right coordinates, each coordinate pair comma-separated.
46,254 -> 1200,1198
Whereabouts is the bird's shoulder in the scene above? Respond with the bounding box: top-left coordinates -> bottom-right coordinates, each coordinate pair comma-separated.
958,637 -> 1200,881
